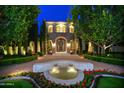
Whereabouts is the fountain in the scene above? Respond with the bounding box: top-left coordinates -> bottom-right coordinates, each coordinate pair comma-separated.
49,64 -> 78,80
33,60 -> 93,85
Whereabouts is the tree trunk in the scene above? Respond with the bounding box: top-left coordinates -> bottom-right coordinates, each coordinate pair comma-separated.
74,34 -> 77,54
40,38 -> 42,52
78,38 -> 83,55
34,40 -> 37,54
45,40 -> 47,55
97,46 -> 100,55
101,47 -> 105,55
24,40 -> 28,55
18,44 -> 21,56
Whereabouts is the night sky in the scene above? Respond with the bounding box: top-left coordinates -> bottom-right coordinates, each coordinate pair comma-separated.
37,5 -> 72,33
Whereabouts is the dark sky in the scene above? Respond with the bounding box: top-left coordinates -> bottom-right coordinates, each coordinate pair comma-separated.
37,5 -> 72,33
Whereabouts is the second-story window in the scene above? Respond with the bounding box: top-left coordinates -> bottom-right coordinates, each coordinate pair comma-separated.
48,25 -> 53,33
56,25 -> 60,32
56,24 -> 66,33
62,25 -> 66,33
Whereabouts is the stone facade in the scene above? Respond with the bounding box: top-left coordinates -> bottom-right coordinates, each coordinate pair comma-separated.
45,21 -> 78,53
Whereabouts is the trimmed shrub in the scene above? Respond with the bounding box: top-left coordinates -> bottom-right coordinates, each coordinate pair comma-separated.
37,52 -> 44,56
0,55 -> 37,66
84,54 -> 124,66
106,52 -> 124,60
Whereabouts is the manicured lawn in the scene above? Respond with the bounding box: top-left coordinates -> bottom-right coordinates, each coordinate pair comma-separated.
0,79 -> 33,88
96,77 -> 124,88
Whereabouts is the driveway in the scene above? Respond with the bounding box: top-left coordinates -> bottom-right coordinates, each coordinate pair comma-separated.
0,53 -> 124,75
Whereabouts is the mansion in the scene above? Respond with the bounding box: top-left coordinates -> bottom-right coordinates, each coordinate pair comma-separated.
45,21 -> 78,54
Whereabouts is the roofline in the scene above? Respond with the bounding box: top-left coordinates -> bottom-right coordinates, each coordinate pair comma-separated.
46,21 -> 67,23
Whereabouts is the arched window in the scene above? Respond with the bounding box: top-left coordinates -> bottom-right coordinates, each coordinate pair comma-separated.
56,24 -> 66,33
62,25 -> 66,33
69,25 -> 74,33
48,25 -> 53,33
56,25 -> 60,32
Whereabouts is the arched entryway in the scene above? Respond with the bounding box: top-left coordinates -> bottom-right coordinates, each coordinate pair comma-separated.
56,37 -> 67,52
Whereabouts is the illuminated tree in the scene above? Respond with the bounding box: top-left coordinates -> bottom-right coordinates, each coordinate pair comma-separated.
71,5 -> 124,54
0,6 -> 40,55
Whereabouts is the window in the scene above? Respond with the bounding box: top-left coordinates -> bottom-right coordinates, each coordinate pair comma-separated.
48,25 -> 53,33
69,25 -> 74,33
56,25 -> 60,32
56,24 -> 66,33
62,25 -> 66,33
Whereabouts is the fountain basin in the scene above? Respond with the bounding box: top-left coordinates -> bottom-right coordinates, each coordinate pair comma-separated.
49,64 -> 78,80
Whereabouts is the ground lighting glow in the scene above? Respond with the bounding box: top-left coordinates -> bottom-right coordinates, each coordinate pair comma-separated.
67,66 -> 77,73
49,66 -> 60,74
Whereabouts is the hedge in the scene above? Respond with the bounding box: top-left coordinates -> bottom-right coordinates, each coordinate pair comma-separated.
84,54 -> 124,66
0,55 -> 37,66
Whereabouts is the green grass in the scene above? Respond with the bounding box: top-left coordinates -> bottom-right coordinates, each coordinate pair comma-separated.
84,54 -> 124,66
0,79 -> 33,88
96,77 -> 124,88
0,55 -> 37,66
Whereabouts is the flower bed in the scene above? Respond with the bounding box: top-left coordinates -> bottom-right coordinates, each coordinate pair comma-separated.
0,71 -> 94,88
0,70 -> 123,88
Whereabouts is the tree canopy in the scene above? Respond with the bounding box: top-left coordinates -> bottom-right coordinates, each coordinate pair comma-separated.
0,6 -> 40,48
71,5 -> 124,54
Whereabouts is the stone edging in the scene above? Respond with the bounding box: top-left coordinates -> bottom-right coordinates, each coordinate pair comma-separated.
43,71 -> 84,86
90,74 -> 124,88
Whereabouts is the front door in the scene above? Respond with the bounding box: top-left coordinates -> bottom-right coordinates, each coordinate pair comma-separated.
56,38 -> 66,52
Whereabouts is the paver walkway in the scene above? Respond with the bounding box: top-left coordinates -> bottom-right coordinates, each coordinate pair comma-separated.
0,53 -> 124,75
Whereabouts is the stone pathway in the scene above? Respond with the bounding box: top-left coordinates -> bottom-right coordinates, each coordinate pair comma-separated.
0,53 -> 124,75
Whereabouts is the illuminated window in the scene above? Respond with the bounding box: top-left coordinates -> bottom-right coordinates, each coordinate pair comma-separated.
56,25 -> 60,32
56,24 -> 66,33
62,25 -> 66,33
69,25 -> 74,33
48,25 -> 53,33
